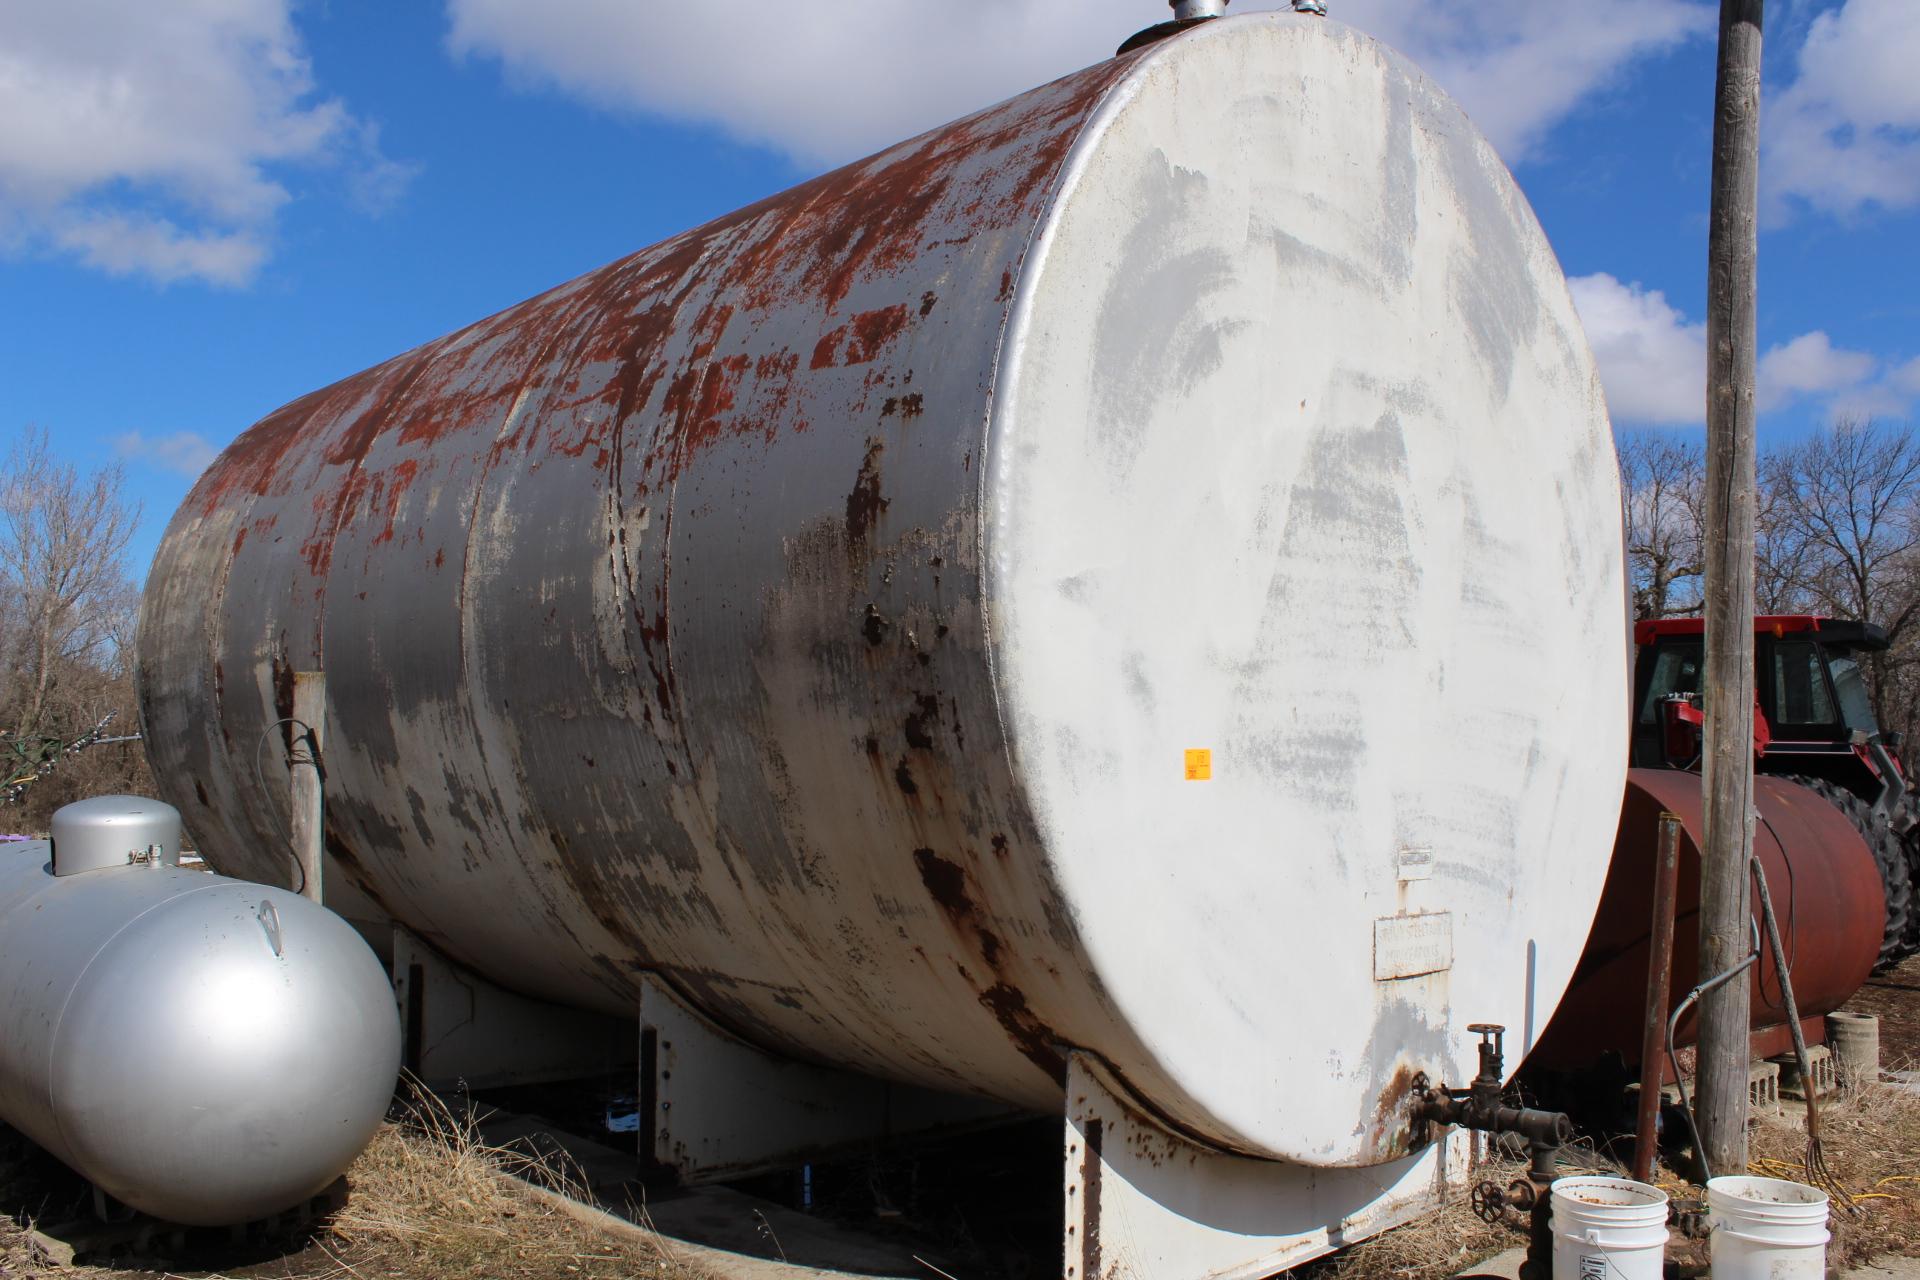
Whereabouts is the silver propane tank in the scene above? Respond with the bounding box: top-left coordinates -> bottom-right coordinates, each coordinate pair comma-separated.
0,796 -> 399,1226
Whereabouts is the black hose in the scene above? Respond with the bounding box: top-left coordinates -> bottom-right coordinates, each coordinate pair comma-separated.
1664,916 -> 1762,1184
252,717 -> 321,897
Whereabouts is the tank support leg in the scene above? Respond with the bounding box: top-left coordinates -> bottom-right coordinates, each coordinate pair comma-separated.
392,929 -> 634,1090
1064,1052 -> 1469,1280
637,975 -> 1015,1185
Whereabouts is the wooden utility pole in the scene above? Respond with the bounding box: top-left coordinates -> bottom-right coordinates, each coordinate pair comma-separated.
1697,0 -> 1764,1178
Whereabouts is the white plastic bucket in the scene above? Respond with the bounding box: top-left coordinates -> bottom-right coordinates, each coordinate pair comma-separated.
1550,1176 -> 1670,1280
1706,1176 -> 1831,1280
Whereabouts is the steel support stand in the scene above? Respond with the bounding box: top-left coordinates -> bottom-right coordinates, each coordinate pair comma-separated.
1065,1052 -> 1468,1280
636,974 -> 1015,1185
393,929 -> 635,1090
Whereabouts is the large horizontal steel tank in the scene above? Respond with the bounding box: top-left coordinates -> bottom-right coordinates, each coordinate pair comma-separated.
139,14 -> 1628,1168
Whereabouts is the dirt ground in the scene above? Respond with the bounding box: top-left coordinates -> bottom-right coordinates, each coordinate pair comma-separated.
1844,951 -> 1920,1070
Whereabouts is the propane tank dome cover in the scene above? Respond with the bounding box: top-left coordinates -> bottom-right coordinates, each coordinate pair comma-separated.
50,795 -> 182,875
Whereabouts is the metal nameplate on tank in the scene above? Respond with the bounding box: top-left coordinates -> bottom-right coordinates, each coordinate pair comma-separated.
1374,912 -> 1455,981
1397,845 -> 1436,882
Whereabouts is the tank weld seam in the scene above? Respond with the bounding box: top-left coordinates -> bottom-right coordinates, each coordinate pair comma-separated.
1078,1047 -> 1273,1161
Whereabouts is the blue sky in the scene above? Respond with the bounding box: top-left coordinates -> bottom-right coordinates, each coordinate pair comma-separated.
2,0 -> 1916,580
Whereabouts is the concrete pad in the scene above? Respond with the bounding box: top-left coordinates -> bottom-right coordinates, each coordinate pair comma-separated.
1849,1257 -> 1920,1280
1455,1245 -> 1526,1279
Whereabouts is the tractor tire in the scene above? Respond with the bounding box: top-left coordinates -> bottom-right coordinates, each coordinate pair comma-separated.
1901,799 -> 1920,953
1783,775 -> 1914,972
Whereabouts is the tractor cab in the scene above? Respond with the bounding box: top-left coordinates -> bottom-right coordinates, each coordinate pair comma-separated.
1631,615 -> 1909,816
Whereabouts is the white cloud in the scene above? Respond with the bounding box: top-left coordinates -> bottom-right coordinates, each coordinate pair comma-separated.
54,215 -> 268,289
0,0 -> 406,287
1756,331 -> 1876,410
1567,274 -> 1708,425
1893,356 -> 1920,396
114,431 -> 222,479
1341,1 -> 1714,163
1569,274 -> 1895,425
1765,0 -> 1920,220
444,0 -> 1710,169
1822,352 -> 1920,422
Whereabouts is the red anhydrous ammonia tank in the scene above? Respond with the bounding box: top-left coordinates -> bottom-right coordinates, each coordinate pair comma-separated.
1532,770 -> 1883,1073
139,14 -> 1629,1167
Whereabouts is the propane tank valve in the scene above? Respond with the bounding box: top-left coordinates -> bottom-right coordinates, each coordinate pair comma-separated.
1170,0 -> 1228,18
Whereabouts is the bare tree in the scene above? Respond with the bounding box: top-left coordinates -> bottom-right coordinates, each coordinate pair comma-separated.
1753,467 -> 1820,615
1619,433 -> 1707,619
0,426 -> 140,739
1762,418 -> 1920,731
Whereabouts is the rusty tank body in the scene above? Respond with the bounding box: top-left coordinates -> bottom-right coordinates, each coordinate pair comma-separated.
138,14 -> 1629,1168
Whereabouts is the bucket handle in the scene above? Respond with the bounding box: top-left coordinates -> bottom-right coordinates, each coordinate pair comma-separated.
1710,1224 -> 1831,1248
1578,1228 -> 1667,1248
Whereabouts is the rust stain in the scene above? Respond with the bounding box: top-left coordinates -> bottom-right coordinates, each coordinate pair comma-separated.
1366,1063 -> 1425,1161
979,981 -> 1064,1079
844,439 -> 888,542
181,49 -> 1139,557
904,693 -> 940,749
809,304 -> 910,371
913,846 -> 1063,1080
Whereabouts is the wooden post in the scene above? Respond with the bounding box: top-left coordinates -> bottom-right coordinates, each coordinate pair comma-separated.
289,671 -> 327,905
1697,0 -> 1764,1178
1632,812 -> 1684,1183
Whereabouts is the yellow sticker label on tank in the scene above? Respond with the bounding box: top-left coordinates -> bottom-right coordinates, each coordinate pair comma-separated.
1184,749 -> 1212,781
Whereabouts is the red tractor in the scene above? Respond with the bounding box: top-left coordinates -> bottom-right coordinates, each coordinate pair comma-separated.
1633,615 -> 1917,970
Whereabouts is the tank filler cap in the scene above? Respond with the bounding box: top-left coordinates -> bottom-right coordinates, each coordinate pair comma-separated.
50,795 -> 183,876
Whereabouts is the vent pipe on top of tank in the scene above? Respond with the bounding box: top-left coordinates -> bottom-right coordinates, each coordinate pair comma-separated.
1120,0 -> 1229,53
1292,1 -> 1329,15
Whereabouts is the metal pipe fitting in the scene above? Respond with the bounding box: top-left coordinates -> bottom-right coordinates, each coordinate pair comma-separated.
1293,0 -> 1329,14
1171,0 -> 1228,19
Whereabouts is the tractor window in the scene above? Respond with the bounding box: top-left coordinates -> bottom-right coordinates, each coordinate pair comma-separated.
1828,655 -> 1879,736
1770,641 -> 1837,727
1638,645 -> 1703,724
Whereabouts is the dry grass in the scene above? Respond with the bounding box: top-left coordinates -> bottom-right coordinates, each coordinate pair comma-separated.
321,1085 -> 701,1280
1296,1154 -> 1531,1280
0,1086 -> 704,1280
1745,1075 -> 1920,1269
